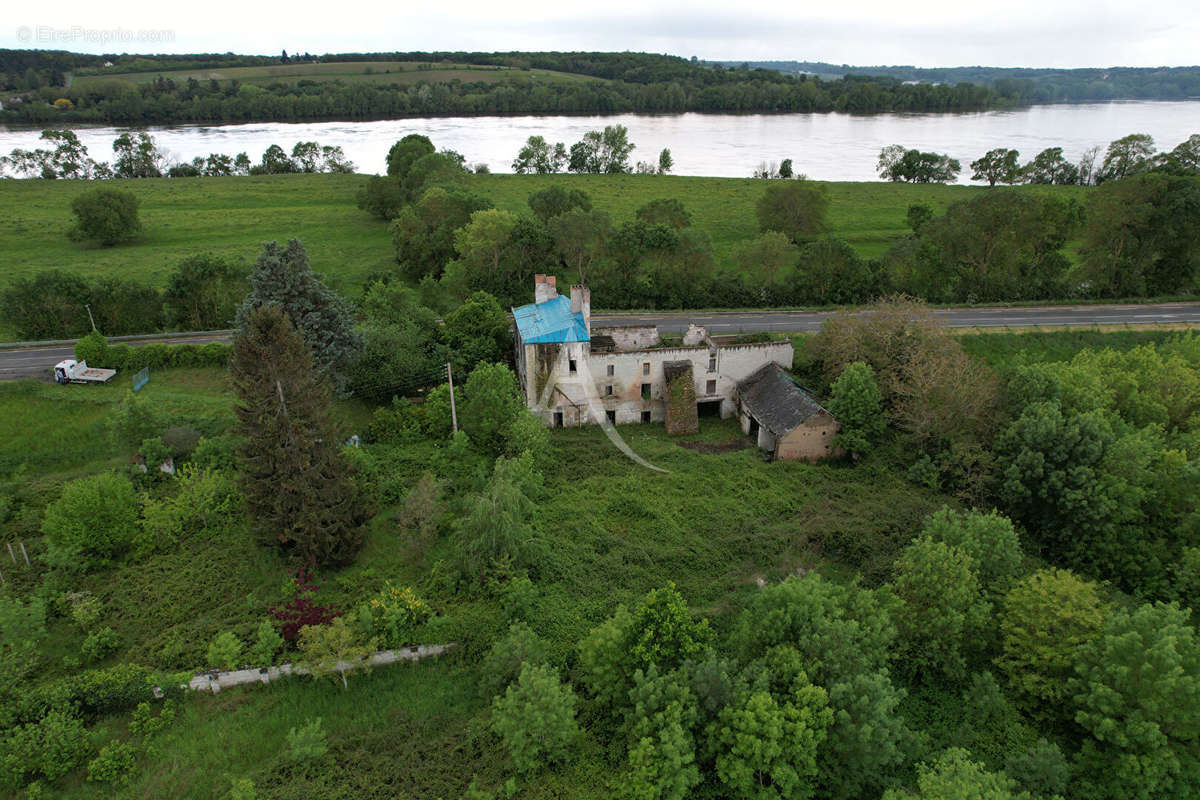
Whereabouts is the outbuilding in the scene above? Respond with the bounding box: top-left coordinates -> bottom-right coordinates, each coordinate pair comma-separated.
735,363 -> 842,462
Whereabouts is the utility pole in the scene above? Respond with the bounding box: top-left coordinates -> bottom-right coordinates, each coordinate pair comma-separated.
84,304 -> 97,332
446,362 -> 458,432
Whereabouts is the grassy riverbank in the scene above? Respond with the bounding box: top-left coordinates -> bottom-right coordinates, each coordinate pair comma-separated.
0,172 -> 1086,296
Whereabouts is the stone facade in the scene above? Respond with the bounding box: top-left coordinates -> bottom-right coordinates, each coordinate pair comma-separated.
513,278 -> 794,429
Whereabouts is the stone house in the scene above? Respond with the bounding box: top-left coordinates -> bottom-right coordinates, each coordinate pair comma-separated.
513,275 -> 794,429
735,363 -> 842,462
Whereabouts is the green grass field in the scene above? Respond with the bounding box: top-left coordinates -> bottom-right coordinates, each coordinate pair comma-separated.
0,172 -> 1086,306
71,61 -> 599,90
0,173 -> 393,296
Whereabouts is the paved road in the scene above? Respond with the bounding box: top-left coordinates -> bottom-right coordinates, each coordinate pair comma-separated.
0,335 -> 231,381
597,302 -> 1200,334
2,303 -> 1199,380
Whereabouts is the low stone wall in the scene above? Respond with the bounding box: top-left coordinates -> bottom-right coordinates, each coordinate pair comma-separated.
184,643 -> 457,694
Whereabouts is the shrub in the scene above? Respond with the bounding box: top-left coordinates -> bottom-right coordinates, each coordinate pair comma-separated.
108,390 -> 163,451
357,582 -> 431,649
73,330 -> 111,366
247,620 -> 284,667
491,662 -> 580,773
270,569 -> 341,642
479,621 -> 549,699
161,425 -> 202,460
138,465 -> 240,549
206,631 -> 243,671
0,709 -> 90,788
129,700 -> 175,736
0,269 -> 91,339
286,718 -> 328,762
68,593 -> 103,631
42,472 -> 139,571
190,435 -> 237,470
69,188 -> 141,246
86,741 -> 137,783
81,626 -> 121,662
230,777 -> 260,800
17,663 -> 159,724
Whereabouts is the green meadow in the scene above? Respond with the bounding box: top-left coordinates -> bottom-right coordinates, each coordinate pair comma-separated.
71,61 -> 599,89
0,171 -> 1086,303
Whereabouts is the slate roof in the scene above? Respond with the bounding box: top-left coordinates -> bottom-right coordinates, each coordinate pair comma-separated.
736,363 -> 830,435
512,295 -> 590,344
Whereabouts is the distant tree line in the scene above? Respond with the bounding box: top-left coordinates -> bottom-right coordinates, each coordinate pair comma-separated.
2,53 -> 1004,126
731,59 -> 1200,104
879,132 -> 1200,187
0,129 -> 353,179
0,254 -> 249,339
964,133 -> 1200,187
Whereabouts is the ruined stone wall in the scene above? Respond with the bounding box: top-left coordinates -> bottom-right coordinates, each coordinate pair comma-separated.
593,325 -> 662,350
665,367 -> 699,436
776,411 -> 843,462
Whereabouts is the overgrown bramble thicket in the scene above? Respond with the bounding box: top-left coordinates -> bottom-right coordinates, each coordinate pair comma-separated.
1,304 -> 1196,797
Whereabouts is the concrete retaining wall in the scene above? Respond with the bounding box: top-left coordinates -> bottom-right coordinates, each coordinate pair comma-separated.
184,643 -> 457,694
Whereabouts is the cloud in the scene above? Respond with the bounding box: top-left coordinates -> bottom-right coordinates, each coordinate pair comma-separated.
2,0 -> 1197,67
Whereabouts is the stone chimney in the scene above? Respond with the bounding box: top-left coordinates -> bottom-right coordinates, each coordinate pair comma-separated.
682,323 -> 708,347
534,274 -> 558,304
570,285 -> 591,336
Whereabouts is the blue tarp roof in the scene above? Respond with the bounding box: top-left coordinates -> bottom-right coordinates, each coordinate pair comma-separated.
513,295 -> 590,344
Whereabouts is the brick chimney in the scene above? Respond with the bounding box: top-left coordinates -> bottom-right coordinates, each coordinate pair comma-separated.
570,284 -> 591,336
534,274 -> 558,304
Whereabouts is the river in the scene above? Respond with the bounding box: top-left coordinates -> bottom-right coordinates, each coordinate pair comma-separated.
1,101 -> 1198,182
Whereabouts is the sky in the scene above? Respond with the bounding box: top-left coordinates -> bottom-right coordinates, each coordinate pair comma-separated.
5,0 -> 1199,69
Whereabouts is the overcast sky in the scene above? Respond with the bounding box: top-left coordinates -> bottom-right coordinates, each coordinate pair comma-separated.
6,0 -> 1198,68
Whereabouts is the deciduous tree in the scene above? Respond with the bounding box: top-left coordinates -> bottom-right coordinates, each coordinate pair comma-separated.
970,148 -> 1021,186
891,538 -> 990,681
828,361 -> 886,458
69,188 -> 141,246
997,568 -> 1108,716
1071,602 -> 1200,800
528,185 -> 592,222
755,180 -> 829,244
1021,147 -> 1080,185
1096,132 -> 1155,183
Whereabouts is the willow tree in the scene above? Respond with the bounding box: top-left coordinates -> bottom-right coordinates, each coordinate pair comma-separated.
231,305 -> 366,566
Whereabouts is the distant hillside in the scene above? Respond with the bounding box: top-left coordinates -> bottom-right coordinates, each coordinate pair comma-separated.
713,61 -> 1200,103
0,50 -> 1004,125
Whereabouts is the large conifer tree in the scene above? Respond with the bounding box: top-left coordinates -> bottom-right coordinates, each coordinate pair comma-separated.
231,305 -> 366,566
237,239 -> 361,390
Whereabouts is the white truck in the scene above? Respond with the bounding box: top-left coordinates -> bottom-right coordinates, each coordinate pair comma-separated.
53,359 -> 117,385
